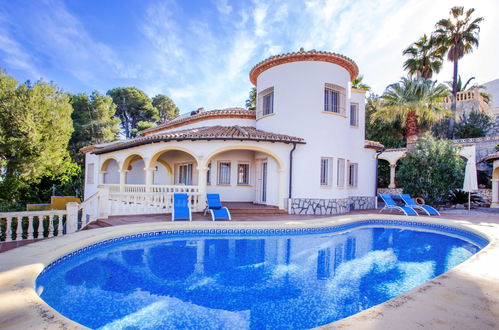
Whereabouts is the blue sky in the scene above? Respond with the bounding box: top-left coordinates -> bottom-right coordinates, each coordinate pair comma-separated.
0,0 -> 498,114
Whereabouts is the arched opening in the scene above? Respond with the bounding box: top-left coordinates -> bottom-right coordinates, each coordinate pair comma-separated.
122,154 -> 146,185
203,146 -> 285,207
101,158 -> 120,184
149,148 -> 199,186
492,167 -> 499,180
377,159 -> 390,188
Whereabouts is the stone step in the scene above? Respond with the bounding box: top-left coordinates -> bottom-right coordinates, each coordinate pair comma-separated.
229,208 -> 288,215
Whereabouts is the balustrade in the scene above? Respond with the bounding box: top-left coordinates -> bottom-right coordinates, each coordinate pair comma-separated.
108,191 -> 202,215
0,210 -> 70,242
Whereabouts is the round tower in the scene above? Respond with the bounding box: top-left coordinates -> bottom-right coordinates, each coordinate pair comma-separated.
250,49 -> 372,201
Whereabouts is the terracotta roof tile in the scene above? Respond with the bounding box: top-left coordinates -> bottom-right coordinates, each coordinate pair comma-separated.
364,140 -> 384,150
93,126 -> 305,154
483,153 -> 499,162
142,108 -> 255,135
249,49 -> 359,85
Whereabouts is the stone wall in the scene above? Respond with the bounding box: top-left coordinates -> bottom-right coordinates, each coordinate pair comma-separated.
377,188 -> 403,196
288,196 -> 375,215
477,188 -> 492,203
487,115 -> 499,137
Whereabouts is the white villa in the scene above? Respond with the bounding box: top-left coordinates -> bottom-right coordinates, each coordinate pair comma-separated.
81,49 -> 384,217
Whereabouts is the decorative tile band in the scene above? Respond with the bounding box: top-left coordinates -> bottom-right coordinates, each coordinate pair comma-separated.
39,219 -> 488,276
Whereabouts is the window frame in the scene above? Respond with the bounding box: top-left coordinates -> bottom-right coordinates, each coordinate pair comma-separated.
207,162 -> 211,185
237,162 -> 250,185
348,162 -> 358,187
350,103 -> 359,127
217,161 -> 231,185
87,163 -> 95,184
324,83 -> 346,114
337,158 -> 346,187
257,87 -> 274,118
320,157 -> 333,186
177,163 -> 193,185
262,91 -> 274,115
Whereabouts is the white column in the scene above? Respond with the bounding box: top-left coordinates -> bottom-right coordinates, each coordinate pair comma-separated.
66,202 -> 79,233
278,168 -> 286,210
119,170 -> 127,192
388,163 -> 397,189
197,166 -> 208,211
145,168 -> 154,192
100,171 -> 106,185
492,179 -> 499,208
98,186 -> 110,219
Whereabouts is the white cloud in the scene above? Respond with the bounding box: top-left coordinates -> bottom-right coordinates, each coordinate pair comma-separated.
213,0 -> 232,15
3,0 -> 496,115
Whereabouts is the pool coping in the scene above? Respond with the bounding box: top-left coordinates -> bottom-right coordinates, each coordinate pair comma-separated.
0,214 -> 498,329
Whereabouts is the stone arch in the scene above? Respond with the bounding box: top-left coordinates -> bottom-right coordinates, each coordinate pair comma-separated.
101,156 -> 120,172
203,145 -> 286,209
155,158 -> 173,175
149,147 -> 199,170
493,167 -> 499,180
122,152 -> 147,172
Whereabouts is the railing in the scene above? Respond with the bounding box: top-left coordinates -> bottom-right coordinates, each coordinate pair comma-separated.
108,192 -> 202,215
0,206 -> 78,242
443,90 -> 479,103
103,184 -> 200,194
78,191 -> 102,228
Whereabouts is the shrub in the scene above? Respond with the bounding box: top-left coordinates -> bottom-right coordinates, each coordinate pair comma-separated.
396,133 -> 465,205
448,189 -> 483,204
454,110 -> 493,139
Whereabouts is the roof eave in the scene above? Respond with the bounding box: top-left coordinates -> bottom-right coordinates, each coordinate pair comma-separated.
93,137 -> 305,155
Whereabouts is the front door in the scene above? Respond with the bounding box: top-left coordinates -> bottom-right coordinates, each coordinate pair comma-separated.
261,161 -> 267,203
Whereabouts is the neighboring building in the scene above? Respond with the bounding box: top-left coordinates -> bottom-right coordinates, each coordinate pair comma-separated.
81,49 -> 382,216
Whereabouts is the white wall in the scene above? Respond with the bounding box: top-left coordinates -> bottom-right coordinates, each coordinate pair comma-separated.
84,153 -> 100,200
126,159 -> 145,184
89,139 -> 292,207
255,60 -> 376,199
206,150 -> 256,202
159,150 -> 198,185
103,159 -> 120,184
153,162 -> 171,185
160,117 -> 256,133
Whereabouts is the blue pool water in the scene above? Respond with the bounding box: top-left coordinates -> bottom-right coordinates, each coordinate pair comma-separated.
36,223 -> 483,329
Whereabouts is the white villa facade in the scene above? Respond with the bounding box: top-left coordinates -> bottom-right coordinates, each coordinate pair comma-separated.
82,50 -> 382,217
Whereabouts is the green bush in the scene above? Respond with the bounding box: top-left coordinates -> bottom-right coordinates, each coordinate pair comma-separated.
396,133 -> 465,205
448,189 -> 483,204
454,110 -> 493,139
377,160 -> 390,188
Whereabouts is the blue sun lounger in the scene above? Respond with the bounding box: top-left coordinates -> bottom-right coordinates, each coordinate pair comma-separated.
204,194 -> 231,221
400,194 -> 440,216
172,193 -> 192,221
379,194 -> 418,216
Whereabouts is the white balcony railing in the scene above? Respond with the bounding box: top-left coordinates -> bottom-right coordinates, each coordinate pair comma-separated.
102,184 -> 200,194
443,90 -> 480,104
0,204 -> 79,243
108,192 -> 202,216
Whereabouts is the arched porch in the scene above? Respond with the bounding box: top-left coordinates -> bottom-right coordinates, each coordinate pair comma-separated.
201,146 -> 286,209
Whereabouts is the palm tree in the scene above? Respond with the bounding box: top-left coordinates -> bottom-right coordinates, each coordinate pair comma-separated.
373,77 -> 451,145
351,75 -> 371,91
403,34 -> 443,79
433,6 -> 483,137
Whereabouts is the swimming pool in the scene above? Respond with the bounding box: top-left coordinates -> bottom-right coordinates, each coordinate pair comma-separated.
36,220 -> 486,329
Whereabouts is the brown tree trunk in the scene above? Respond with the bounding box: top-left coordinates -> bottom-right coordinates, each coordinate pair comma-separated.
447,59 -> 458,139
406,110 -> 419,146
